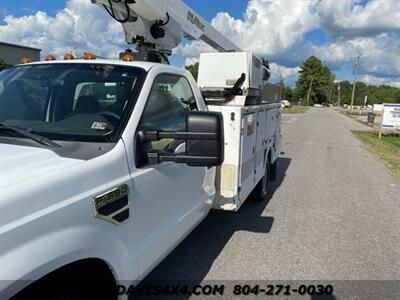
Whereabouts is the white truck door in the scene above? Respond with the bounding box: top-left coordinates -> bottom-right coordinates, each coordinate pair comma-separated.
131,74 -> 210,276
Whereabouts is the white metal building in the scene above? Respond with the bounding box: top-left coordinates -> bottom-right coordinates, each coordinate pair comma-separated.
0,41 -> 41,65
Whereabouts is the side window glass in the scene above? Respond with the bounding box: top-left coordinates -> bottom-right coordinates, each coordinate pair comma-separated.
139,74 -> 197,153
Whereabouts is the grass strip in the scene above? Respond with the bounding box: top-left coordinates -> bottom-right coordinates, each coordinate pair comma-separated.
354,131 -> 400,178
282,106 -> 310,114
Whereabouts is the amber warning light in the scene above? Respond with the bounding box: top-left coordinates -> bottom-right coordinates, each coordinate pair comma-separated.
122,54 -> 134,62
64,53 -> 76,60
19,57 -> 32,64
45,54 -> 56,61
83,53 -> 96,60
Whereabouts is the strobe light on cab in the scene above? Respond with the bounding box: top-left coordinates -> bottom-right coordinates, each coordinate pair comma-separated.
122,53 -> 134,62
45,54 -> 57,61
19,57 -> 32,64
83,52 -> 96,60
119,49 -> 135,62
64,53 -> 76,60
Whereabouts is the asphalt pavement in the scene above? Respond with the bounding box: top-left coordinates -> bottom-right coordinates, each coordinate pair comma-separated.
140,108 -> 400,299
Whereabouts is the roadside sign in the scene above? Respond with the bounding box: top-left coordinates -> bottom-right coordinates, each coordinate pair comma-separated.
382,103 -> 400,128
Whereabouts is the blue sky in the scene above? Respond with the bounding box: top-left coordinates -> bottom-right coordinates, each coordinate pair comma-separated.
0,0 -> 399,87
0,0 -> 248,22
0,1 -> 65,18
0,0 -> 250,68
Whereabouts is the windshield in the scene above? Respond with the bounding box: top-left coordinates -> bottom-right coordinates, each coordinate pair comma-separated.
0,63 -> 144,142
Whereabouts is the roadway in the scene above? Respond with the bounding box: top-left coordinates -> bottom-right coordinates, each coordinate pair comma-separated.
141,108 -> 400,298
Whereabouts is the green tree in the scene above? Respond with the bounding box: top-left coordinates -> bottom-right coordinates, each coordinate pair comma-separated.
185,62 -> 199,81
295,56 -> 335,105
331,81 -> 400,105
279,79 -> 295,101
366,84 -> 400,104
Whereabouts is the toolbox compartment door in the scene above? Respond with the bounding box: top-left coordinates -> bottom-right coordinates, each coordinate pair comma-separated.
254,110 -> 267,184
239,113 -> 257,200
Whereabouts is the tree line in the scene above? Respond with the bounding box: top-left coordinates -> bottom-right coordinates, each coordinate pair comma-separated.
185,56 -> 400,106
280,56 -> 399,106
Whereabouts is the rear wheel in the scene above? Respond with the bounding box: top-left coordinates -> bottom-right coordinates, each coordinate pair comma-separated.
254,159 -> 270,201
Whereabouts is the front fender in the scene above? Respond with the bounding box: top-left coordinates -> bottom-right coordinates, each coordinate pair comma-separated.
0,224 -> 135,299
0,141 -> 139,299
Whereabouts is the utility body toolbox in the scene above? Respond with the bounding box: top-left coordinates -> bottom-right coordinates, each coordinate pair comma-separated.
198,52 -> 282,211
209,103 -> 281,211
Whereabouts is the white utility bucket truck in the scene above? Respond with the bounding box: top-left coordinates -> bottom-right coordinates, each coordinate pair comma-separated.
0,0 -> 281,298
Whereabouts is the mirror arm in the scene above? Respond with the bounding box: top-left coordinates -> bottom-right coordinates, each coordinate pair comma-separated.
147,152 -> 218,166
138,130 -> 218,142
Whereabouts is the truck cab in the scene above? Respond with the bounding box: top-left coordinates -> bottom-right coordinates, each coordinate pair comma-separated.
0,46 -> 282,300
0,0 -> 284,296
0,59 -> 223,299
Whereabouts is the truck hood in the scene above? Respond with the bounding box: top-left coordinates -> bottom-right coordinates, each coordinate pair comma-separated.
0,144 -> 82,190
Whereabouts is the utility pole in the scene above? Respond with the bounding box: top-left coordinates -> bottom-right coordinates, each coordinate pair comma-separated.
306,77 -> 314,106
338,82 -> 341,107
328,74 -> 335,106
350,56 -> 360,113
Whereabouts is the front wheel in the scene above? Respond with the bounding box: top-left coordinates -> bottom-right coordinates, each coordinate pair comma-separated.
253,159 -> 270,201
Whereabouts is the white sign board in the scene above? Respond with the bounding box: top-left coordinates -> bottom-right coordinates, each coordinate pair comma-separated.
373,104 -> 383,112
382,103 -> 400,128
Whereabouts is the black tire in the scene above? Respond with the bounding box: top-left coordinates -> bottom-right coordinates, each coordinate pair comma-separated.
12,278 -> 117,300
12,282 -> 94,300
11,260 -> 117,300
253,159 -> 270,201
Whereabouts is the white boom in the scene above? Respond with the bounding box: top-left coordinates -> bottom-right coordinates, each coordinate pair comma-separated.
91,0 -> 241,55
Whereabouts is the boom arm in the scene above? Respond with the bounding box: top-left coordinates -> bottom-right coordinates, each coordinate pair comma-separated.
91,0 -> 241,55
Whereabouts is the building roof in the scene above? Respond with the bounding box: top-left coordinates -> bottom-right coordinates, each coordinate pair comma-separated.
0,41 -> 41,52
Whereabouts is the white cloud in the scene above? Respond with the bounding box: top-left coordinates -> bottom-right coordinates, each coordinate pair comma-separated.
269,63 -> 300,83
362,75 -> 400,88
175,0 -> 318,81
210,0 -> 320,56
190,0 -> 400,84
0,0 -> 125,58
174,40 -> 215,62
317,0 -> 400,38
184,57 -> 199,66
308,33 -> 400,78
0,0 -> 399,87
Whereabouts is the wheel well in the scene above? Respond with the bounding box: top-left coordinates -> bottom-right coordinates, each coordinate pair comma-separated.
11,258 -> 118,300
